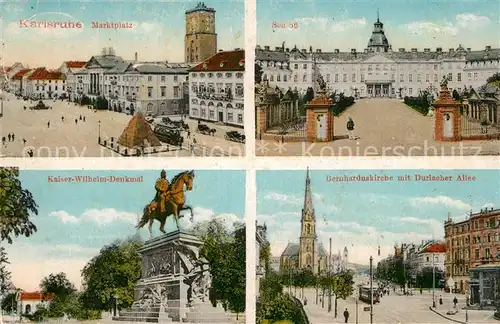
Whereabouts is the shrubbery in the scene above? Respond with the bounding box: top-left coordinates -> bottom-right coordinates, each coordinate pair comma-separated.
331,94 -> 355,116
404,94 -> 430,115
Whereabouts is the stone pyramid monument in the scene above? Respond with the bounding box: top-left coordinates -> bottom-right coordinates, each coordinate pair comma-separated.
117,112 -> 161,148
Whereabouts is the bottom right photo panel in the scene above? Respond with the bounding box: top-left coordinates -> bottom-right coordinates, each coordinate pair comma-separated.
256,169 -> 500,324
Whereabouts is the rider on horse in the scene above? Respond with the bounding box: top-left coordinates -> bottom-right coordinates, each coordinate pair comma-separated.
155,170 -> 169,213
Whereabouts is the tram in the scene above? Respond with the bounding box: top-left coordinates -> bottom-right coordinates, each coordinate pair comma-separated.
358,285 -> 380,304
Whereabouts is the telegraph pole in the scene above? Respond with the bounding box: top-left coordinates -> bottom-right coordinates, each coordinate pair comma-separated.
370,255 -> 373,324
328,237 -> 332,312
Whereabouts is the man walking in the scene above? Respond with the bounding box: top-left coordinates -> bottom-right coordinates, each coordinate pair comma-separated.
453,296 -> 458,308
346,117 -> 355,140
343,308 -> 349,323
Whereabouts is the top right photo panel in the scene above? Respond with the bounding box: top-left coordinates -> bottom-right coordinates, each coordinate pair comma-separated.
255,0 -> 500,156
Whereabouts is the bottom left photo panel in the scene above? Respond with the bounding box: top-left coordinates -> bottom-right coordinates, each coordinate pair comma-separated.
1,167 -> 246,323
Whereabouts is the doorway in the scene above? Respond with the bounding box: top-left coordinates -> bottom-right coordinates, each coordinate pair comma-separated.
218,111 -> 224,122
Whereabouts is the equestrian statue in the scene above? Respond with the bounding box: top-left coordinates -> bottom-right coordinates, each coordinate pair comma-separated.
136,170 -> 195,238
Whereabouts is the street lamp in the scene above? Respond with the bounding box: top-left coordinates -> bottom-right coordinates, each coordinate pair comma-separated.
328,237 -> 332,313
98,120 -> 101,144
369,255 -> 374,324
432,253 -> 436,308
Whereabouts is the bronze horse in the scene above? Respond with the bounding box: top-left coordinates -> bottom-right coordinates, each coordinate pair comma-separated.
136,170 -> 195,238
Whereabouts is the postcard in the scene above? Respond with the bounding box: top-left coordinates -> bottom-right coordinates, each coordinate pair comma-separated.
2,167 -> 246,323
256,169 -> 500,323
255,0 -> 500,156
0,1 -> 245,157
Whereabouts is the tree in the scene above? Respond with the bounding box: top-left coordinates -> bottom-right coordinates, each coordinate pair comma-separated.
40,272 -> 76,298
0,167 -> 39,244
255,63 -> 263,84
195,218 -> 246,317
1,292 -> 16,313
259,240 -> 271,274
303,87 -> 314,103
452,89 -> 461,101
486,72 -> 500,84
80,237 -> 142,311
416,267 -> 444,288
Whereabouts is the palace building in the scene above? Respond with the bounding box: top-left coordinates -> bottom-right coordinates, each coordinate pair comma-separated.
256,14 -> 500,99
280,169 -> 327,274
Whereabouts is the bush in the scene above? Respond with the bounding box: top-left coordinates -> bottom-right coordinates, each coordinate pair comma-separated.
79,95 -> 91,106
404,95 -> 430,115
257,294 -> 307,324
94,96 -> 109,110
332,95 -> 355,116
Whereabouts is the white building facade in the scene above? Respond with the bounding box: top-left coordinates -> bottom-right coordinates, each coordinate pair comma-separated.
189,49 -> 245,127
257,17 -> 500,98
21,67 -> 67,99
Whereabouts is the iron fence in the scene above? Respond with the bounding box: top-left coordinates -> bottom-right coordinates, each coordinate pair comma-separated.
264,116 -> 307,142
461,117 -> 500,140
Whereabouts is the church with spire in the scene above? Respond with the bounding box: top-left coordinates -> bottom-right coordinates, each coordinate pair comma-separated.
279,169 -> 327,274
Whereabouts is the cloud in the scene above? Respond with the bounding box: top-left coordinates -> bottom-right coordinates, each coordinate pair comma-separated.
409,196 -> 471,210
401,13 -> 491,37
181,206 -> 242,230
264,192 -> 302,205
50,208 -> 139,226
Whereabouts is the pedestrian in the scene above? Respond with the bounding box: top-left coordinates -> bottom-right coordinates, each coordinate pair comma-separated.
1,136 -> 5,145
420,288 -> 423,295
453,296 -> 458,308
79,115 -> 82,121
439,296 -> 443,305
187,130 -> 191,139
346,117 -> 355,140
75,119 -> 78,125
11,133 -> 15,141
61,116 -> 64,122
7,133 -> 11,142
343,308 -> 349,323
47,121 -> 50,128
23,138 -> 26,145
83,116 -> 86,122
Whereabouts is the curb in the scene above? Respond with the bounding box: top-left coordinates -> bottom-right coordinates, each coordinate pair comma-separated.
428,306 -> 466,324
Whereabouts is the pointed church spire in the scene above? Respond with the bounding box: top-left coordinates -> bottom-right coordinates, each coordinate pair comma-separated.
302,167 -> 314,220
377,8 -> 380,22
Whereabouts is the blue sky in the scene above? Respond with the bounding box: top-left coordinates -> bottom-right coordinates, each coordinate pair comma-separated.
6,169 -> 245,291
257,0 -> 499,52
2,0 -> 244,68
257,169 -> 500,265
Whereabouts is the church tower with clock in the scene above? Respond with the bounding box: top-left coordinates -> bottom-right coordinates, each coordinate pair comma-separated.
185,2 -> 217,63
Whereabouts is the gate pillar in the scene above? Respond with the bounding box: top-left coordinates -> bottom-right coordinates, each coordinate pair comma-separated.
433,77 -> 461,142
305,90 -> 334,142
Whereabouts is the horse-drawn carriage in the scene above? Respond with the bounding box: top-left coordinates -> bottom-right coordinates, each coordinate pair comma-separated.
154,124 -> 184,147
224,130 -> 245,143
30,100 -> 50,110
197,124 -> 216,136
162,117 -> 189,131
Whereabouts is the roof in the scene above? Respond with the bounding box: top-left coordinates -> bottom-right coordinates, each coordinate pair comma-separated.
64,61 -> 86,68
186,2 -> 215,14
12,69 -> 31,80
88,55 -> 125,69
18,292 -> 55,301
133,63 -> 189,74
281,243 -> 300,257
423,242 -> 446,253
28,68 -> 65,80
117,112 -> 161,148
190,50 -> 245,72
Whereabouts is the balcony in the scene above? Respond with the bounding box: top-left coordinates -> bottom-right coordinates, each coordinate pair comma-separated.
126,95 -> 136,101
111,80 -> 117,85
108,94 -> 118,99
78,79 -> 83,84
196,91 -> 232,101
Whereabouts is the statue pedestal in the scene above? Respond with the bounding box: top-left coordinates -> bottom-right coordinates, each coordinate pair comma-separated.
114,230 -> 205,323
305,92 -> 335,142
184,300 -> 236,323
433,88 -> 461,142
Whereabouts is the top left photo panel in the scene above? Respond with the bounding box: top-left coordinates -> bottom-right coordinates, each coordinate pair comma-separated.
0,0 -> 245,158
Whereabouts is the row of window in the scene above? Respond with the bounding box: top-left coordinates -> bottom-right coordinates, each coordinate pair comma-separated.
81,74 -> 188,83
35,85 -> 65,91
34,79 -> 65,84
263,74 -> 307,83
191,72 -> 243,79
448,218 -> 500,235
147,86 -> 180,98
263,61 -> 469,71
190,100 -> 243,109
191,108 -> 243,124
192,83 -> 244,97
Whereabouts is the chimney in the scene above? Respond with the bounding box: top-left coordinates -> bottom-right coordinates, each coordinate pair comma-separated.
411,48 -> 417,53
351,48 -> 356,54
264,46 -> 270,51
364,48 -> 368,53
467,48 -> 471,53
301,49 -> 307,53
436,47 -> 442,53
398,48 -> 405,53
134,52 -> 138,62
449,48 -> 454,53
285,48 -> 290,53
316,49 -> 322,53
424,48 -> 430,53
275,47 -> 281,51
485,45 -> 491,51
334,49 -> 340,54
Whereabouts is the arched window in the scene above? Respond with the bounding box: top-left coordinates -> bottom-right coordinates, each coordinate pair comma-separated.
147,103 -> 154,113
216,102 -> 223,108
208,101 -> 214,107
306,254 -> 312,265
226,103 -> 233,109
25,304 -> 31,314
306,224 -> 311,234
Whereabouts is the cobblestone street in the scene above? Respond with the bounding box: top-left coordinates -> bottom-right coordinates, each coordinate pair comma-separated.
256,99 -> 500,156
0,93 -> 244,157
